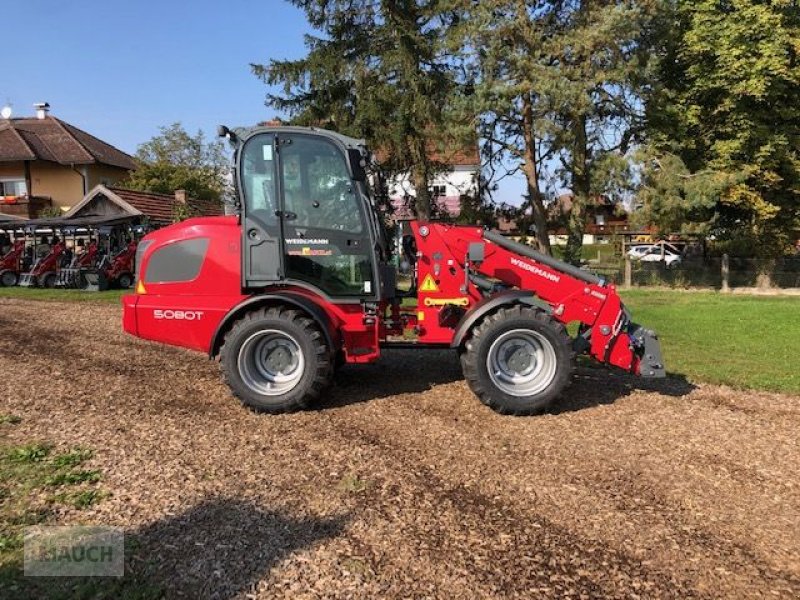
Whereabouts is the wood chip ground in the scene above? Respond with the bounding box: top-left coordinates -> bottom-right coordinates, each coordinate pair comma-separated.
0,298 -> 798,599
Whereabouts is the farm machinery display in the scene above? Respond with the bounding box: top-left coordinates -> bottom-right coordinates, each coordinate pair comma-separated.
55,241 -> 100,288
122,125 -> 665,415
18,240 -> 66,288
82,240 -> 137,291
0,240 -> 26,286
0,224 -> 140,290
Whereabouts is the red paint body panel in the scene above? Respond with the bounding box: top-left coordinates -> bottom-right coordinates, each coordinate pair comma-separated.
129,217 -> 248,353
1,240 -> 25,273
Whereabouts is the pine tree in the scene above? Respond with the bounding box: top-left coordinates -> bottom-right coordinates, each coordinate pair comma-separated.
254,1 -> 461,221
453,1 -> 654,260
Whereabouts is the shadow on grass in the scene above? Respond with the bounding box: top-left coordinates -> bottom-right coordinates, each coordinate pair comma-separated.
0,498 -> 347,600
318,349 -> 696,414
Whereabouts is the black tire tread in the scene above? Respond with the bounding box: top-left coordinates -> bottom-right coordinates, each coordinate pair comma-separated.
219,305 -> 332,413
461,305 -> 574,415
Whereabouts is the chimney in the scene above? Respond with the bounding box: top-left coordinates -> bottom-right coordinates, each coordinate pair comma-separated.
174,189 -> 187,205
33,102 -> 50,119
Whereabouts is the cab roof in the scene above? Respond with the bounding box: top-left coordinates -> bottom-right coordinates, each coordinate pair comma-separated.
230,125 -> 367,152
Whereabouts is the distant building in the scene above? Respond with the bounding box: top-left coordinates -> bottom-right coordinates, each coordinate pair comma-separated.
62,185 -> 223,226
548,193 -> 631,244
386,144 -> 481,221
0,103 -> 136,218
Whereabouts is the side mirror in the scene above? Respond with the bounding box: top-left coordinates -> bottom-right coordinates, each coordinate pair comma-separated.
347,149 -> 367,182
217,125 -> 237,143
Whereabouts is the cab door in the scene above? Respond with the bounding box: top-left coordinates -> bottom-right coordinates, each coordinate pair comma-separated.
239,132 -> 284,286
278,133 -> 377,298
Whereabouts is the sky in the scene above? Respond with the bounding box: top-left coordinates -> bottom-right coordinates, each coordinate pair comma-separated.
4,0 -> 528,203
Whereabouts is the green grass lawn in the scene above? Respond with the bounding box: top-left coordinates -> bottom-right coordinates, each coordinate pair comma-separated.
0,288 -> 125,304
620,289 -> 799,395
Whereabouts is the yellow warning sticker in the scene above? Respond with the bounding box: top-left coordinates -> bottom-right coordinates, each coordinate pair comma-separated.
420,274 -> 439,292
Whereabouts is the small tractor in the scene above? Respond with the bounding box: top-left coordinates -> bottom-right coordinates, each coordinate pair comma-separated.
18,241 -> 66,288
123,125 -> 664,415
55,241 -> 99,288
0,240 -> 25,287
83,241 -> 137,291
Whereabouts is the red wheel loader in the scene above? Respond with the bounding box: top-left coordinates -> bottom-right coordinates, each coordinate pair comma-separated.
18,241 -> 66,288
123,125 -> 664,415
0,240 -> 25,286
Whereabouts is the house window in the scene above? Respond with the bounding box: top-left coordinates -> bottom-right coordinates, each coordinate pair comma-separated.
430,184 -> 447,198
595,213 -> 606,226
0,179 -> 27,198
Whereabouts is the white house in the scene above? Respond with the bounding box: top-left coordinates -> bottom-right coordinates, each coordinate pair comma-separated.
387,145 -> 481,221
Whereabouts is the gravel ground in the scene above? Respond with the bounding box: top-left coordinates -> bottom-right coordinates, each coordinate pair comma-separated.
1,297 -> 799,599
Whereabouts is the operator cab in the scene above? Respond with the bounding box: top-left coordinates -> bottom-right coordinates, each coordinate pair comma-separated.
225,125 -> 390,300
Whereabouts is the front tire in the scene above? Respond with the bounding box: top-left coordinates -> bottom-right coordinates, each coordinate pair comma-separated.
461,305 -> 573,415
40,272 -> 56,289
0,271 -> 17,287
220,306 -> 332,413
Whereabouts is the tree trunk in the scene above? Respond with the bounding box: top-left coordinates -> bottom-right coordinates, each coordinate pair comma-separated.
564,115 -> 589,265
410,136 -> 432,221
520,93 -> 552,255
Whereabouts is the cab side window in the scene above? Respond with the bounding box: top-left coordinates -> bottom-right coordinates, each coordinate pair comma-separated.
281,137 -> 363,233
241,135 -> 277,227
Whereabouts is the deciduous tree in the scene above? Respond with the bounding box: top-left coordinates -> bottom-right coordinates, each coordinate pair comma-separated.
124,123 -> 229,203
642,0 -> 800,255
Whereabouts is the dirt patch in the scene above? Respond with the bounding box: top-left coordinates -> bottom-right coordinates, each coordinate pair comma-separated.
1,298 -> 798,599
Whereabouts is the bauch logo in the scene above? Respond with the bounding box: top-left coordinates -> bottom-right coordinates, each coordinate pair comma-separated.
25,525 -> 124,577
36,543 -> 115,563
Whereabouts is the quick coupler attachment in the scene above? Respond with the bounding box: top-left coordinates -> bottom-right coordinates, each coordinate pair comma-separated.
629,324 -> 666,378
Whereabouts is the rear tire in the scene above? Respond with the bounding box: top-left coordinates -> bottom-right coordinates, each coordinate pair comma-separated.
40,272 -> 56,288
220,306 -> 332,413
0,271 -> 17,287
117,273 -> 133,289
461,305 -> 573,415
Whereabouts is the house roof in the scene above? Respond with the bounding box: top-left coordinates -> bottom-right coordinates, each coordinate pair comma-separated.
0,116 -> 136,170
375,140 -> 480,168
552,193 -> 616,215
62,185 -> 223,224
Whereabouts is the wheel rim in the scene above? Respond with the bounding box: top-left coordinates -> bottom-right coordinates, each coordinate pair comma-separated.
486,328 -> 558,397
237,329 -> 305,396
1,272 -> 15,286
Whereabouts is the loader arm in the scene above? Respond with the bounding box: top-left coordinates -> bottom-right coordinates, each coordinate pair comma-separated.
436,226 -> 665,378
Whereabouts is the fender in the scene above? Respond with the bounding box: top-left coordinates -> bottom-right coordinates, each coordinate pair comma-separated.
208,291 -> 338,358
450,290 -> 551,349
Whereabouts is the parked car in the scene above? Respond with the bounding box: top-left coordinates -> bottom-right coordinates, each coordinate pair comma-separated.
627,245 -> 655,259
638,245 -> 682,268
